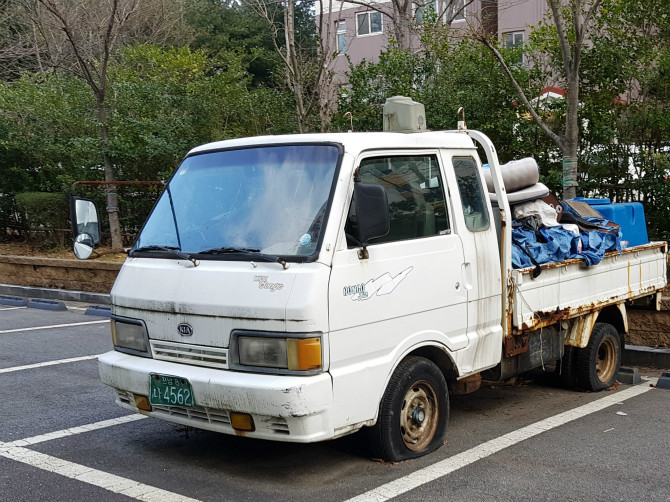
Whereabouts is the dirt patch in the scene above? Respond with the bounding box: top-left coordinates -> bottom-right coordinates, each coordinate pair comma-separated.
0,242 -> 126,262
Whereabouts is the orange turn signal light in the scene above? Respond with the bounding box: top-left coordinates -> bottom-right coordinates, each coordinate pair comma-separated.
134,394 -> 152,412
230,412 -> 255,432
287,338 -> 322,370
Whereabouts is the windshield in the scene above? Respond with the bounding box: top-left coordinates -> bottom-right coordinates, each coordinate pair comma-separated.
134,144 -> 341,260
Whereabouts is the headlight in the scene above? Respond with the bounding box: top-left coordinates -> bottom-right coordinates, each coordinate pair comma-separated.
232,331 -> 322,374
111,316 -> 150,356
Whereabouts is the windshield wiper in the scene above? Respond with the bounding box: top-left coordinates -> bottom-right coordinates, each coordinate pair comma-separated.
131,245 -> 199,267
198,247 -> 288,269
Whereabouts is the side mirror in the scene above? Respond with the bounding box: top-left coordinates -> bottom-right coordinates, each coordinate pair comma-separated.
73,233 -> 95,260
70,196 -> 101,259
354,183 -> 390,254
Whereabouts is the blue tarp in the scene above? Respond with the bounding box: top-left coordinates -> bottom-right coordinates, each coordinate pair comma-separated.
512,217 -> 622,269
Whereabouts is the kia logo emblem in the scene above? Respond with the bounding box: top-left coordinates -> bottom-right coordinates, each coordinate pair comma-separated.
177,323 -> 193,336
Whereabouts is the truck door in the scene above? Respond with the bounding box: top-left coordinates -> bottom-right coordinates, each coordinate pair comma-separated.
328,152 -> 468,428
443,154 -> 503,373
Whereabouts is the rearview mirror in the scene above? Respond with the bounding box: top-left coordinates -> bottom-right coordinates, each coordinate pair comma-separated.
73,233 -> 95,260
354,183 -> 390,246
70,196 -> 101,259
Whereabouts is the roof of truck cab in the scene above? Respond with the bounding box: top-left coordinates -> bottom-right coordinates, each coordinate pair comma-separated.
186,130 -> 478,157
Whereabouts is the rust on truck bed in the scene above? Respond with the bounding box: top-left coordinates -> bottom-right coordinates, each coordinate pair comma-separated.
515,287 -> 659,333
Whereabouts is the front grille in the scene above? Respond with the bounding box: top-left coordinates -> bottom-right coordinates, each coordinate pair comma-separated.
152,404 -> 232,426
114,389 -> 290,435
150,340 -> 228,369
263,418 -> 290,435
116,389 -> 133,406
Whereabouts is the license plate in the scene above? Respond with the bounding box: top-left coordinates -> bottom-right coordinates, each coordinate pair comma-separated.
149,373 -> 195,407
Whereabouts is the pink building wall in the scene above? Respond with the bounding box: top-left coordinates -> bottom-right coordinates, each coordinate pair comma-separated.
326,0 -> 550,80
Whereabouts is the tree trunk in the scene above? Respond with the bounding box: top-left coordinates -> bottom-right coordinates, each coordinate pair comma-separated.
393,0 -> 413,51
561,155 -> 578,200
97,101 -> 123,251
284,0 -> 308,133
562,97 -> 580,200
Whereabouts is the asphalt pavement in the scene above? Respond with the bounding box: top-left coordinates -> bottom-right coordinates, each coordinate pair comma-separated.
1,294 -> 669,502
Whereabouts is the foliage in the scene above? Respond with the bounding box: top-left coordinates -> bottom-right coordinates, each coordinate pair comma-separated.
0,45 -> 298,247
15,192 -> 69,248
334,45 -> 430,132
335,39 -> 558,172
186,0 -> 281,85
1,0 -> 669,245
0,71 -> 97,194
0,193 -> 20,241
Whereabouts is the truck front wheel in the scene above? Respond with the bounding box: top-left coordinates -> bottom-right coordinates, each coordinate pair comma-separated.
575,322 -> 621,391
369,356 -> 449,461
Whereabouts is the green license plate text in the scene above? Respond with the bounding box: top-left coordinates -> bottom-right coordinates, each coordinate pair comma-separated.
149,373 -> 195,407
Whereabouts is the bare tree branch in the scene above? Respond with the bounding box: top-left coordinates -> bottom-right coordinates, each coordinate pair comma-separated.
480,36 -> 562,148
250,0 -> 343,132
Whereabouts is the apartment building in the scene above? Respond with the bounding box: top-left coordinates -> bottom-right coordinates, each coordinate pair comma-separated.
327,0 -> 550,78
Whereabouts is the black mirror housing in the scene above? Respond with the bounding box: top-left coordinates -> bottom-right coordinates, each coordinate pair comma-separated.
354,183 -> 390,246
70,195 -> 101,246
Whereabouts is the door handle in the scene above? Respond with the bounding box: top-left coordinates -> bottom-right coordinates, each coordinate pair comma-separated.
461,262 -> 473,290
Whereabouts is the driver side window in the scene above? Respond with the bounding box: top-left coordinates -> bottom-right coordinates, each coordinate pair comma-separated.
346,154 -> 450,246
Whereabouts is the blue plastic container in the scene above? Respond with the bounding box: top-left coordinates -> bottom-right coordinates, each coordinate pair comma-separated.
572,197 -> 611,205
571,198 -> 649,247
594,202 -> 648,247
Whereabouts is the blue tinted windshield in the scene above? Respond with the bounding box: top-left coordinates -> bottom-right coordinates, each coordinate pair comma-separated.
135,144 -> 340,259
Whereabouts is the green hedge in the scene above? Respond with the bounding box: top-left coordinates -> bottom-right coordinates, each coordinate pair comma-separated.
0,193 -> 21,239
15,192 -> 69,248
15,192 -> 69,229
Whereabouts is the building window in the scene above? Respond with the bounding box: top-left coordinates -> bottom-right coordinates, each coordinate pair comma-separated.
337,21 -> 347,53
447,0 -> 466,22
415,1 -> 439,23
502,31 -> 525,65
356,11 -> 383,36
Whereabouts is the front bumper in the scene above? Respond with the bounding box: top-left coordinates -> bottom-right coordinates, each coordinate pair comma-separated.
98,350 -> 334,442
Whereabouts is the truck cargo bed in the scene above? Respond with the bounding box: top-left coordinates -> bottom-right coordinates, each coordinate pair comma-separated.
511,241 -> 667,332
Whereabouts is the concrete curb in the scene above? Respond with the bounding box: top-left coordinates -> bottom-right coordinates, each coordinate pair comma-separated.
623,344 -> 670,370
0,284 -> 110,305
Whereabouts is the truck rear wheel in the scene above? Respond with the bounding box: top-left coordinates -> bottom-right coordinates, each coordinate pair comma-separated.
575,322 -> 621,391
369,356 -> 449,462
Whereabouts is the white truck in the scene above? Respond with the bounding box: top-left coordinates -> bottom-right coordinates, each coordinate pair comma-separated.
71,98 -> 667,462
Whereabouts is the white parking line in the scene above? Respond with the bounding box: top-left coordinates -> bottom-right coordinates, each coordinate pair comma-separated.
5,415 -> 147,447
345,382 -> 657,502
0,306 -> 27,311
0,354 -> 101,374
0,415 -> 198,501
0,443 -> 201,502
0,320 -> 108,334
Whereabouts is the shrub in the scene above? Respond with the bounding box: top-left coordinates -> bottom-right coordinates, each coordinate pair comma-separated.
15,192 -> 69,248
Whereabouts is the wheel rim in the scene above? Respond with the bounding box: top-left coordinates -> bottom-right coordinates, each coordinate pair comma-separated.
399,380 -> 439,451
596,336 -> 617,383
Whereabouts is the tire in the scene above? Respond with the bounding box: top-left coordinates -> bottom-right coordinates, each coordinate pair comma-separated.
369,356 -> 449,462
574,322 -> 621,391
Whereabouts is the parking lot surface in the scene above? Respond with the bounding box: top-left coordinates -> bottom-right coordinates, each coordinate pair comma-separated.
2,301 -> 669,501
